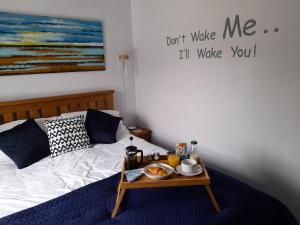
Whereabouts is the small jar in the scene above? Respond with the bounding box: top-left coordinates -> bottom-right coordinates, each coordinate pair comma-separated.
189,141 -> 200,163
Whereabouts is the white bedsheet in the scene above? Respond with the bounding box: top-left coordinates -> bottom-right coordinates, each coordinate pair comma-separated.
0,134 -> 167,218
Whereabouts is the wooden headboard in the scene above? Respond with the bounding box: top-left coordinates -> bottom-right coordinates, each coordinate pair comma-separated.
0,90 -> 114,125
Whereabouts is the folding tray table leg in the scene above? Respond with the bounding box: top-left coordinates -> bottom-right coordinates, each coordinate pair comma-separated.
205,185 -> 221,212
111,188 -> 126,218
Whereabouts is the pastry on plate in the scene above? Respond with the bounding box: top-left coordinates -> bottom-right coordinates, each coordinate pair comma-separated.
147,166 -> 168,176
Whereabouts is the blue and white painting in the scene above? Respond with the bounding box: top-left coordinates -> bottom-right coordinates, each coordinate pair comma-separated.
0,12 -> 105,76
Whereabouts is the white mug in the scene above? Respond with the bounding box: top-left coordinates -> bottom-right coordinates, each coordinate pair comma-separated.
181,159 -> 197,173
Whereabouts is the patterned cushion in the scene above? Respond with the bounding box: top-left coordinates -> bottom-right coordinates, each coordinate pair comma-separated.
43,115 -> 90,157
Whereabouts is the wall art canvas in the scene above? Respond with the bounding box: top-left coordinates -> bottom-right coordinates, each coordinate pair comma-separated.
0,12 -> 105,76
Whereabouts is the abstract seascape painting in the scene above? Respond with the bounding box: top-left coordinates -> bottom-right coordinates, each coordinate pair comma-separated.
0,12 -> 105,76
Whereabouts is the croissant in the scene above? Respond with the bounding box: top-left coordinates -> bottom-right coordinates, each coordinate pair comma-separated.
148,167 -> 168,176
157,169 -> 168,176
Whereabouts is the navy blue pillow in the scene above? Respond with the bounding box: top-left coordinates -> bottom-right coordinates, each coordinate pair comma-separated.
85,109 -> 122,144
0,119 -> 50,169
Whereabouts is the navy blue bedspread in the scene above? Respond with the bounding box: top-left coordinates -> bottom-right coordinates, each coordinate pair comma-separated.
0,168 -> 298,225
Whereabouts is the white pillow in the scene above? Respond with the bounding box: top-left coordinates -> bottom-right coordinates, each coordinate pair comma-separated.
116,121 -> 129,140
61,110 -> 120,120
0,150 -> 12,163
0,119 -> 26,132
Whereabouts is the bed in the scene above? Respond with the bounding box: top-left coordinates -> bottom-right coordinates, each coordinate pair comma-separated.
0,90 -> 298,225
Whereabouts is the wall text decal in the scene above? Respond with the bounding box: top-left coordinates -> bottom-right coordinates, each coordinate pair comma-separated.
165,15 -> 279,60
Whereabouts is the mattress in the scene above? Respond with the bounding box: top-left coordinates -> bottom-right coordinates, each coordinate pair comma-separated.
0,133 -> 167,218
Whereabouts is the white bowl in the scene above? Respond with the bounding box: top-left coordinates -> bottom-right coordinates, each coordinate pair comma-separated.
143,163 -> 172,180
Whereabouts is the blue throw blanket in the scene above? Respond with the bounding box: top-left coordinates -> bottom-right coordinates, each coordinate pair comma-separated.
0,168 -> 298,225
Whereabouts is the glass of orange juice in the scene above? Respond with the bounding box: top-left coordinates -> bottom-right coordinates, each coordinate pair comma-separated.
168,154 -> 180,168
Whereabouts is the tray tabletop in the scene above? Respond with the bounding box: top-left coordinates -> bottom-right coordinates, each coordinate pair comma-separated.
120,156 -> 211,189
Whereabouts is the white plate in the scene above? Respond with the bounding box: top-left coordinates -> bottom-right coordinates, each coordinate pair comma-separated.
176,164 -> 203,176
143,163 -> 172,180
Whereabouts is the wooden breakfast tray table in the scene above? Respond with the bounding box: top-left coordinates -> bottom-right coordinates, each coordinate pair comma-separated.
112,156 -> 221,218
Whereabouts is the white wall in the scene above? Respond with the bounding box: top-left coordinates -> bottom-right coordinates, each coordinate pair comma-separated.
0,0 -> 136,125
132,0 -> 300,221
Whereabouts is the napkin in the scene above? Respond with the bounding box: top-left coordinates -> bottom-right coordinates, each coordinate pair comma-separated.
125,168 -> 144,183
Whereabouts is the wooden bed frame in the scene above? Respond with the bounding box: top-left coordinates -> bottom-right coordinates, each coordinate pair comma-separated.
0,90 -> 114,125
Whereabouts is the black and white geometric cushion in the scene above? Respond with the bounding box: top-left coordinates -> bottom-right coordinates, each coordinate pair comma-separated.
43,115 -> 90,157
